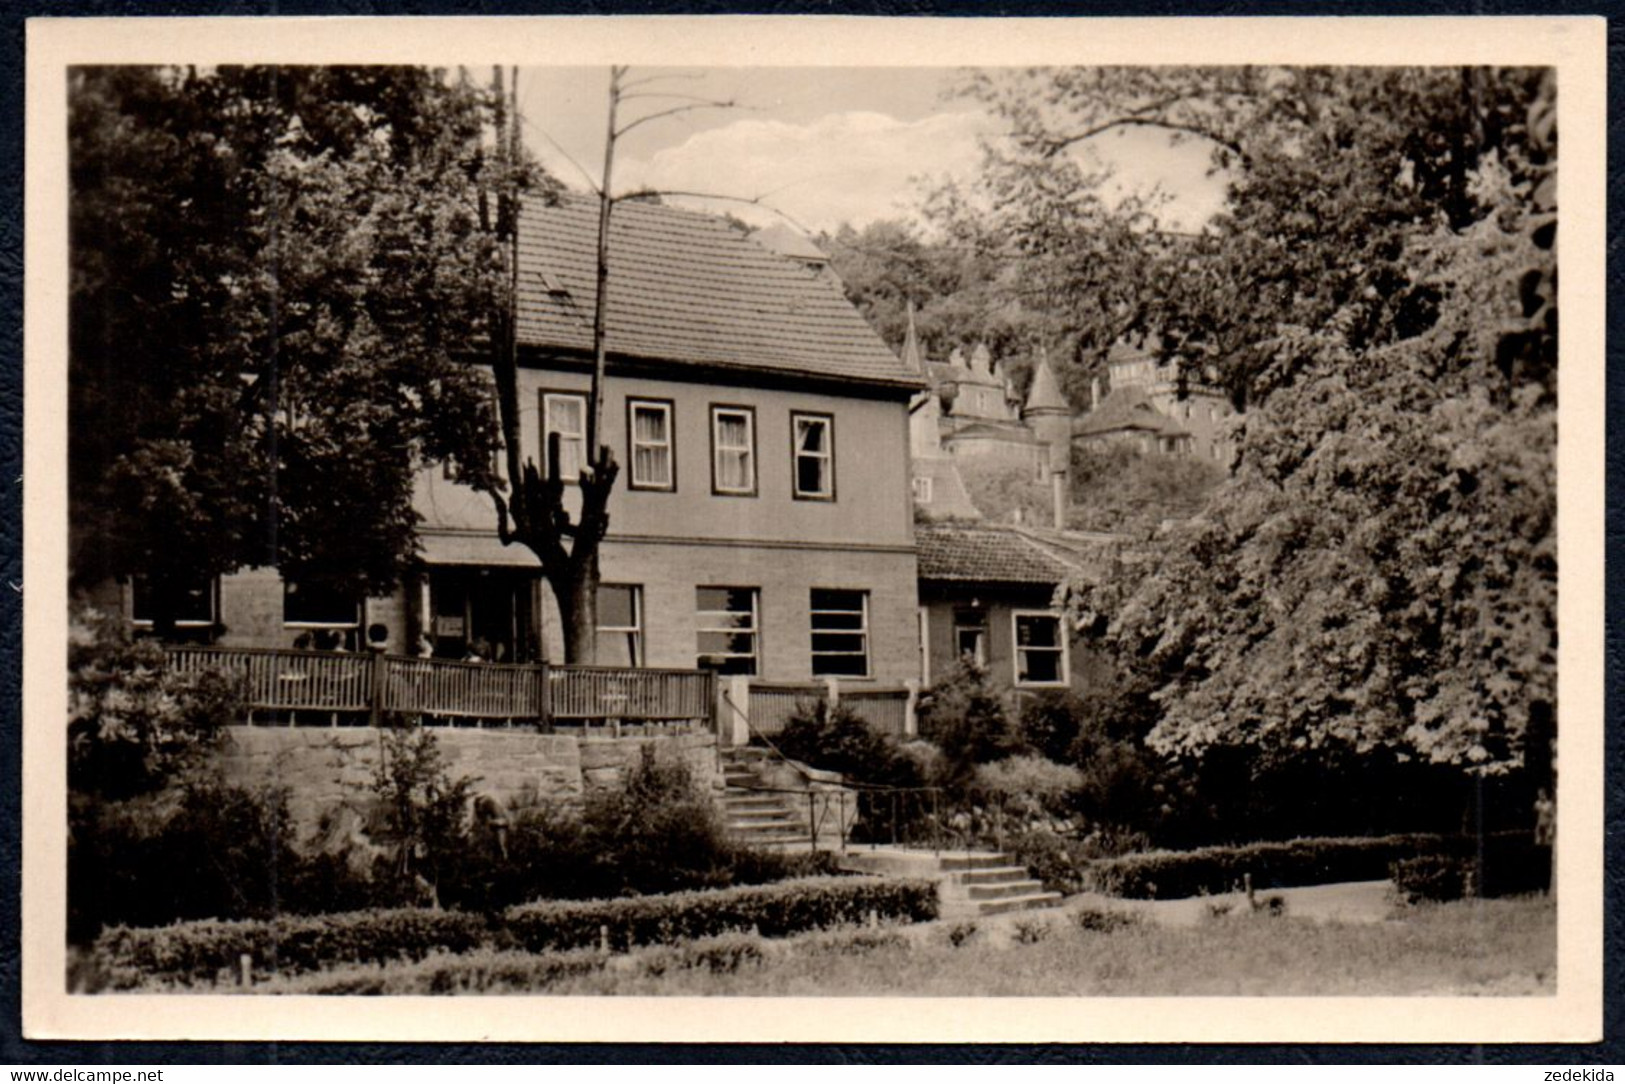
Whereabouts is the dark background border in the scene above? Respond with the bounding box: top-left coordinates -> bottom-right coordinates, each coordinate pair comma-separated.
2,0 -> 1618,1066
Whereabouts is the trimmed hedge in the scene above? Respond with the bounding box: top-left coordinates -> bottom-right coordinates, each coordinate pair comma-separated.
505,875 -> 938,953
94,874 -> 938,986
1083,832 -> 1540,900
95,907 -> 492,986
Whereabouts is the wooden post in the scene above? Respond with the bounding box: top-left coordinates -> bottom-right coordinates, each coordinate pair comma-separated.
537,660 -> 551,732
824,675 -> 840,707
368,649 -> 386,729
903,679 -> 920,738
238,953 -> 252,987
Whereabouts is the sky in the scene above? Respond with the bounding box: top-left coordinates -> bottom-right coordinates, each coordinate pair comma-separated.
516,66 -> 1228,238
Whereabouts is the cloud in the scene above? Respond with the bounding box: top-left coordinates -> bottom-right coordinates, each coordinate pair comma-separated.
614,109 -> 995,234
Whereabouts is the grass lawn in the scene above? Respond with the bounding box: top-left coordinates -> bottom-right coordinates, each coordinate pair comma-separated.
252,893 -> 1555,997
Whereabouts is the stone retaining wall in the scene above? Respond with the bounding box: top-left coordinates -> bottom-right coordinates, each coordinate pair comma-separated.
217,725 -> 721,846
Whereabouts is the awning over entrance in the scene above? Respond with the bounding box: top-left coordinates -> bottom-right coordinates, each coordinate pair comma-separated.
418,532 -> 542,569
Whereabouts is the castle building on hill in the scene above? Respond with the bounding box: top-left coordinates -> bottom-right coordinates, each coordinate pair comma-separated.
1074,338 -> 1239,464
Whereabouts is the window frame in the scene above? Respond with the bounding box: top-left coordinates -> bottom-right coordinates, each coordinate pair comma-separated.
709,404 -> 758,497
695,585 -> 761,675
809,587 -> 870,678
912,475 -> 934,504
541,389 -> 589,484
283,580 -> 362,630
790,410 -> 836,502
130,574 -> 219,629
953,606 -> 988,667
1010,609 -> 1070,688
595,582 -> 644,668
625,397 -> 677,492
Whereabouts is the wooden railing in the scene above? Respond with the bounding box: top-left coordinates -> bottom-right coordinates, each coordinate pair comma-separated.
745,681 -> 914,739
165,647 -> 715,728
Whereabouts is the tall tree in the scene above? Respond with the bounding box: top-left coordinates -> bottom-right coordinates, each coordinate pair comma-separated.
491,67 -> 735,663
1057,68 -> 1556,783
70,66 -> 524,635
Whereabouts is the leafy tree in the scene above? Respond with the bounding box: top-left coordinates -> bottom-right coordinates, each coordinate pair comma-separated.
1058,69 -> 1557,786
69,66 -> 516,633
370,723 -> 475,906
955,66 -> 1552,410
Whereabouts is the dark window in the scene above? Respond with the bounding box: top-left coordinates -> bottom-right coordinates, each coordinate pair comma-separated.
284,580 -> 361,628
1013,611 -> 1067,686
810,588 -> 868,677
132,575 -> 216,627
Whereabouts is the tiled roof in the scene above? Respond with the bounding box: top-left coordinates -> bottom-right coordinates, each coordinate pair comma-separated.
911,456 -> 983,521
916,523 -> 1079,586
944,421 -> 1040,445
1073,387 -> 1190,438
515,195 -> 919,389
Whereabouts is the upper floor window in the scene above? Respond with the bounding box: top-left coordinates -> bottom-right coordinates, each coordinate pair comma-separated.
912,475 -> 934,504
710,405 -> 757,496
627,399 -> 675,491
542,391 -> 587,482
696,586 -> 759,675
810,588 -> 869,677
791,412 -> 835,500
596,583 -> 643,667
1012,610 -> 1068,687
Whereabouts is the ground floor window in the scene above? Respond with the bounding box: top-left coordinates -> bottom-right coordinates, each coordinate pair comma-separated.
285,579 -> 361,650
810,588 -> 869,677
131,574 -> 217,638
696,586 -> 759,675
1012,610 -> 1068,687
596,583 -> 643,667
954,606 -> 987,666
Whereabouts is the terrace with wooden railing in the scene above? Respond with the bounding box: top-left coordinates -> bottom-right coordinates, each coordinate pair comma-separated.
165,646 -> 716,730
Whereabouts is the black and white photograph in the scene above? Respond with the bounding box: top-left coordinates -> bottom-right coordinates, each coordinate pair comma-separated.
22,15 -> 1605,1043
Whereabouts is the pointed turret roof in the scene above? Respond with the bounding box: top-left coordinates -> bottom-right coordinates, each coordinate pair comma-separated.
900,301 -> 926,377
1024,354 -> 1068,415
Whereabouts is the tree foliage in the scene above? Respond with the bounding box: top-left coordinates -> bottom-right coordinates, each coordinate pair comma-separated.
1055,68 -> 1557,776
70,66 -> 527,623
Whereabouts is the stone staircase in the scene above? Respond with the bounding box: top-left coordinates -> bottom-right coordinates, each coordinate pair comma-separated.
716,747 -> 814,849
838,847 -> 1063,919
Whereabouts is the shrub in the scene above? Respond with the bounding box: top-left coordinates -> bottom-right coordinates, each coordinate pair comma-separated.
945,921 -> 979,948
1011,917 -> 1054,944
1392,855 -> 1468,904
1069,906 -> 1141,934
1003,825 -> 1150,895
504,875 -> 938,954
774,700 -> 920,788
68,605 -> 240,800
579,744 -> 734,897
94,907 -> 495,987
917,659 -> 1022,783
68,782 -> 302,942
369,724 -> 476,906
975,755 -> 1085,823
1083,831 -> 1539,900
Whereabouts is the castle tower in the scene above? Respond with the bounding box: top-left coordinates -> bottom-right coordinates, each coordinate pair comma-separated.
1022,351 -> 1072,529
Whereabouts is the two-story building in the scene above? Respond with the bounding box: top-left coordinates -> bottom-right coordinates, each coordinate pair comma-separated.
124,196 -> 925,687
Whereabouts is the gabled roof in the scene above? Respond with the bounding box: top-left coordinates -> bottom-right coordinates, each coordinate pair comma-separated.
944,421 -> 1039,445
1073,386 -> 1191,438
916,523 -> 1080,586
515,195 -> 920,389
911,456 -> 983,521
